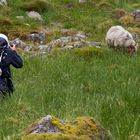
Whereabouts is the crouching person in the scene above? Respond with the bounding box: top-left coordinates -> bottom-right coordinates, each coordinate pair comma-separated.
0,34 -> 23,97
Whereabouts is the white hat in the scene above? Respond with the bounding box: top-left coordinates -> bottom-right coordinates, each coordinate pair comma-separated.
0,33 -> 10,47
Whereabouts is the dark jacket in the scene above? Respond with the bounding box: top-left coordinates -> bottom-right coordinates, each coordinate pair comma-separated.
0,47 -> 23,93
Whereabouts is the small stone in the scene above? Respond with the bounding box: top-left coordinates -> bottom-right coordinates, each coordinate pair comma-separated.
38,45 -> 48,54
75,32 -> 87,39
16,16 -> 24,19
66,45 -> 74,49
89,41 -> 102,48
79,0 -> 86,3
26,11 -> 43,22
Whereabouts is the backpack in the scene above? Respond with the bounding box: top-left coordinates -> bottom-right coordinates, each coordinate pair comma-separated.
0,50 -> 7,93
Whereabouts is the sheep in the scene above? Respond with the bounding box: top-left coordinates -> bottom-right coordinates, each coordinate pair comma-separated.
105,25 -> 138,55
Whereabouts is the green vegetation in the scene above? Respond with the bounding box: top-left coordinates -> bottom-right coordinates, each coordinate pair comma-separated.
1,49 -> 140,139
0,0 -> 140,140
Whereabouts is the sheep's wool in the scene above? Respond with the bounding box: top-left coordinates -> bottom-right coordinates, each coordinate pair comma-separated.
105,25 -> 137,51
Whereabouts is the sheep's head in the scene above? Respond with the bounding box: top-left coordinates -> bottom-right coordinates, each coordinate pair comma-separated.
125,34 -> 138,56
127,42 -> 138,56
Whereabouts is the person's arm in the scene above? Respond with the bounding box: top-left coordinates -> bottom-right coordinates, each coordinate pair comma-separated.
8,45 -> 23,68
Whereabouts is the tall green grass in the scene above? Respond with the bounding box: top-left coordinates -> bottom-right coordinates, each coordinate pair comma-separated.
0,49 -> 140,139
0,0 -> 140,139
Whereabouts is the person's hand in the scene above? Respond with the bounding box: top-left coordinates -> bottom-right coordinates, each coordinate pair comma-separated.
10,44 -> 16,51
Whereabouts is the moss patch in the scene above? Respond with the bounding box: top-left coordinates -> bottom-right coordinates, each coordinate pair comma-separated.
21,0 -> 50,12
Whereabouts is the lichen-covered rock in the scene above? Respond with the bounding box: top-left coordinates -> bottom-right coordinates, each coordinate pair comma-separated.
132,9 -> 140,22
23,115 -> 109,140
27,32 -> 46,44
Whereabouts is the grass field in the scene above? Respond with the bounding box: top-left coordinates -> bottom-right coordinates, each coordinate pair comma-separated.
0,49 -> 140,139
0,0 -> 140,139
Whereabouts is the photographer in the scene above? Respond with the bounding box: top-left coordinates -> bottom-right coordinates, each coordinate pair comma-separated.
0,34 -> 23,97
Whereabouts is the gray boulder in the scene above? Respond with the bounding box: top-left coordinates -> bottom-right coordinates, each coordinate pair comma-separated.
132,9 -> 140,22
0,0 -> 7,6
24,115 -> 110,140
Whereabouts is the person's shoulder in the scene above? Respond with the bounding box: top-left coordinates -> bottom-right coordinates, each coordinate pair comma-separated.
4,48 -> 17,56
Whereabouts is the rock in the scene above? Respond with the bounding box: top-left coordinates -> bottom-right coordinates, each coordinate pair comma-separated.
26,11 -> 43,22
79,0 -> 86,3
49,35 -> 85,49
132,9 -> 140,22
10,38 -> 26,49
66,45 -> 75,49
16,16 -> 24,19
50,39 -> 64,48
24,23 -> 30,26
88,41 -> 102,48
0,0 -> 7,6
27,32 -> 46,44
23,115 -> 109,140
73,41 -> 85,48
46,31 -> 101,52
75,32 -> 87,39
38,45 -> 48,54
24,45 -> 33,52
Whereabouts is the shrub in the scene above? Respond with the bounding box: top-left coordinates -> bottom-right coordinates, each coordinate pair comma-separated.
112,8 -> 126,19
96,19 -> 114,32
72,47 -> 105,58
119,15 -> 135,26
21,0 -> 50,12
0,16 -> 12,25
0,6 -> 11,16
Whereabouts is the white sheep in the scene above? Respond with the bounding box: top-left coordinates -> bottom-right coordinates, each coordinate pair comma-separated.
105,25 -> 138,55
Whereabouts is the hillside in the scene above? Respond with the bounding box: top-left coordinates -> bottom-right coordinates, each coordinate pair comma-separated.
0,0 -> 140,140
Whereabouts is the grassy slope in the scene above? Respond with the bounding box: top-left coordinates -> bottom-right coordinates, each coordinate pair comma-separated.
0,0 -> 140,139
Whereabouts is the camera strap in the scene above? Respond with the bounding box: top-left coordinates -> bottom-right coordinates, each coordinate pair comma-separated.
0,50 -> 4,76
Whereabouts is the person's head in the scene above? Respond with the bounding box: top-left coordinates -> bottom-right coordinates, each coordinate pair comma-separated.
0,34 -> 10,49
